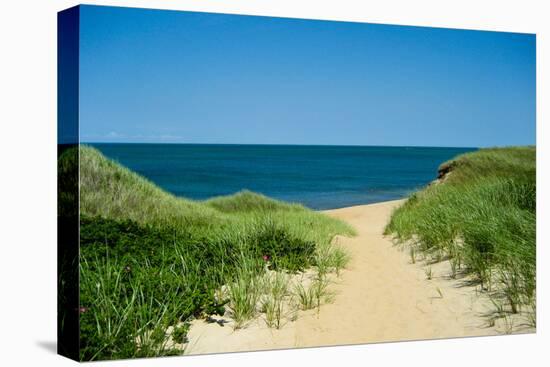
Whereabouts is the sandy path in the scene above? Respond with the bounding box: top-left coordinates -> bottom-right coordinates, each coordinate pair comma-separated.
293,200 -> 497,347
184,200 -> 499,355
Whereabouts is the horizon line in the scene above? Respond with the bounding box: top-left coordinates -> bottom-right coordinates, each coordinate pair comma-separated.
78,141 -> 484,149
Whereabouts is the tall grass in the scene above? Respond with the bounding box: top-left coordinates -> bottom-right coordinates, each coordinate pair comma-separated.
79,247 -> 201,359
294,276 -> 331,312
61,146 -> 354,360
260,271 -> 291,329
226,256 -> 264,328
385,147 -> 536,325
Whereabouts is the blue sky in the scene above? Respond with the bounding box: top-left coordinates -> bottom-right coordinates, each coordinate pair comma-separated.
77,5 -> 536,147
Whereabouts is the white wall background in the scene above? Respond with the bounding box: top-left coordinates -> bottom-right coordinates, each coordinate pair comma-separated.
0,1 -> 547,366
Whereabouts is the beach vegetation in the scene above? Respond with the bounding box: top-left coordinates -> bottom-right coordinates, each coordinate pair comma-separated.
425,266 -> 433,280
260,271 -> 291,329
60,146 -> 354,360
226,257 -> 264,328
385,146 -> 536,327
293,276 -> 331,312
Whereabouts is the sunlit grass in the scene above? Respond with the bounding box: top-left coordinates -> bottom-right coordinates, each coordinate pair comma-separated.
59,146 -> 354,360
385,146 -> 535,329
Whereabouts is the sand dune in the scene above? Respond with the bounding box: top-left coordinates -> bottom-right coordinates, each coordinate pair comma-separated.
184,199 -> 505,355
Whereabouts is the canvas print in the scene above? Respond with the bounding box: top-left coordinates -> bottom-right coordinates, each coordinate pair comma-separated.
57,5 -> 536,361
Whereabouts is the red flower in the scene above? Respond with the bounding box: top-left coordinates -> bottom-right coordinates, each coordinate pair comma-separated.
262,255 -> 270,262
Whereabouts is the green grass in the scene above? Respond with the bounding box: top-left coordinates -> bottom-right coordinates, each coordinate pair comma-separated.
293,276 -> 331,311
225,259 -> 263,328
260,271 -> 291,329
385,146 -> 536,325
60,145 -> 354,361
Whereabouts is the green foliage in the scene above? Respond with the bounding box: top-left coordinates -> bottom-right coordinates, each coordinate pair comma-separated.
437,146 -> 536,186
248,220 -> 316,272
226,257 -> 264,328
171,323 -> 191,344
293,277 -> 331,311
206,190 -> 304,213
261,272 -> 290,329
79,218 -> 227,360
385,146 -> 536,324
61,146 -> 354,360
58,147 -> 79,218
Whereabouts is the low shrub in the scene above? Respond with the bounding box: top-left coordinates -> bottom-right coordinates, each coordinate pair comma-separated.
58,146 -> 354,360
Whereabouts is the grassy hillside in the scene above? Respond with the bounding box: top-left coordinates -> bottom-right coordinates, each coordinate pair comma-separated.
60,146 -> 354,360
385,146 -> 536,326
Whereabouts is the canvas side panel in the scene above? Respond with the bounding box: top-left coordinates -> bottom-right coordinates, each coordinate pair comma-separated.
57,5 -> 80,361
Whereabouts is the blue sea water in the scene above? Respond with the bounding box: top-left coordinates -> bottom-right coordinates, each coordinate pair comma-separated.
90,144 -> 475,210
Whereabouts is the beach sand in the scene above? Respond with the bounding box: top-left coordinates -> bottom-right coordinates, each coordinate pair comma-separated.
183,199 -> 511,355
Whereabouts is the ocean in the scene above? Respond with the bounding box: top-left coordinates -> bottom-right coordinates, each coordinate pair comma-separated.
90,144 -> 475,210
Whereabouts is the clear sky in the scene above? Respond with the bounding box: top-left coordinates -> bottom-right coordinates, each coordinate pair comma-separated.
77,5 -> 536,147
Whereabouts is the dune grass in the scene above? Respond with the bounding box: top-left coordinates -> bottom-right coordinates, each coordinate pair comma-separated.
293,276 -> 332,312
260,271 -> 291,329
385,146 -> 536,326
60,146 -> 354,361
